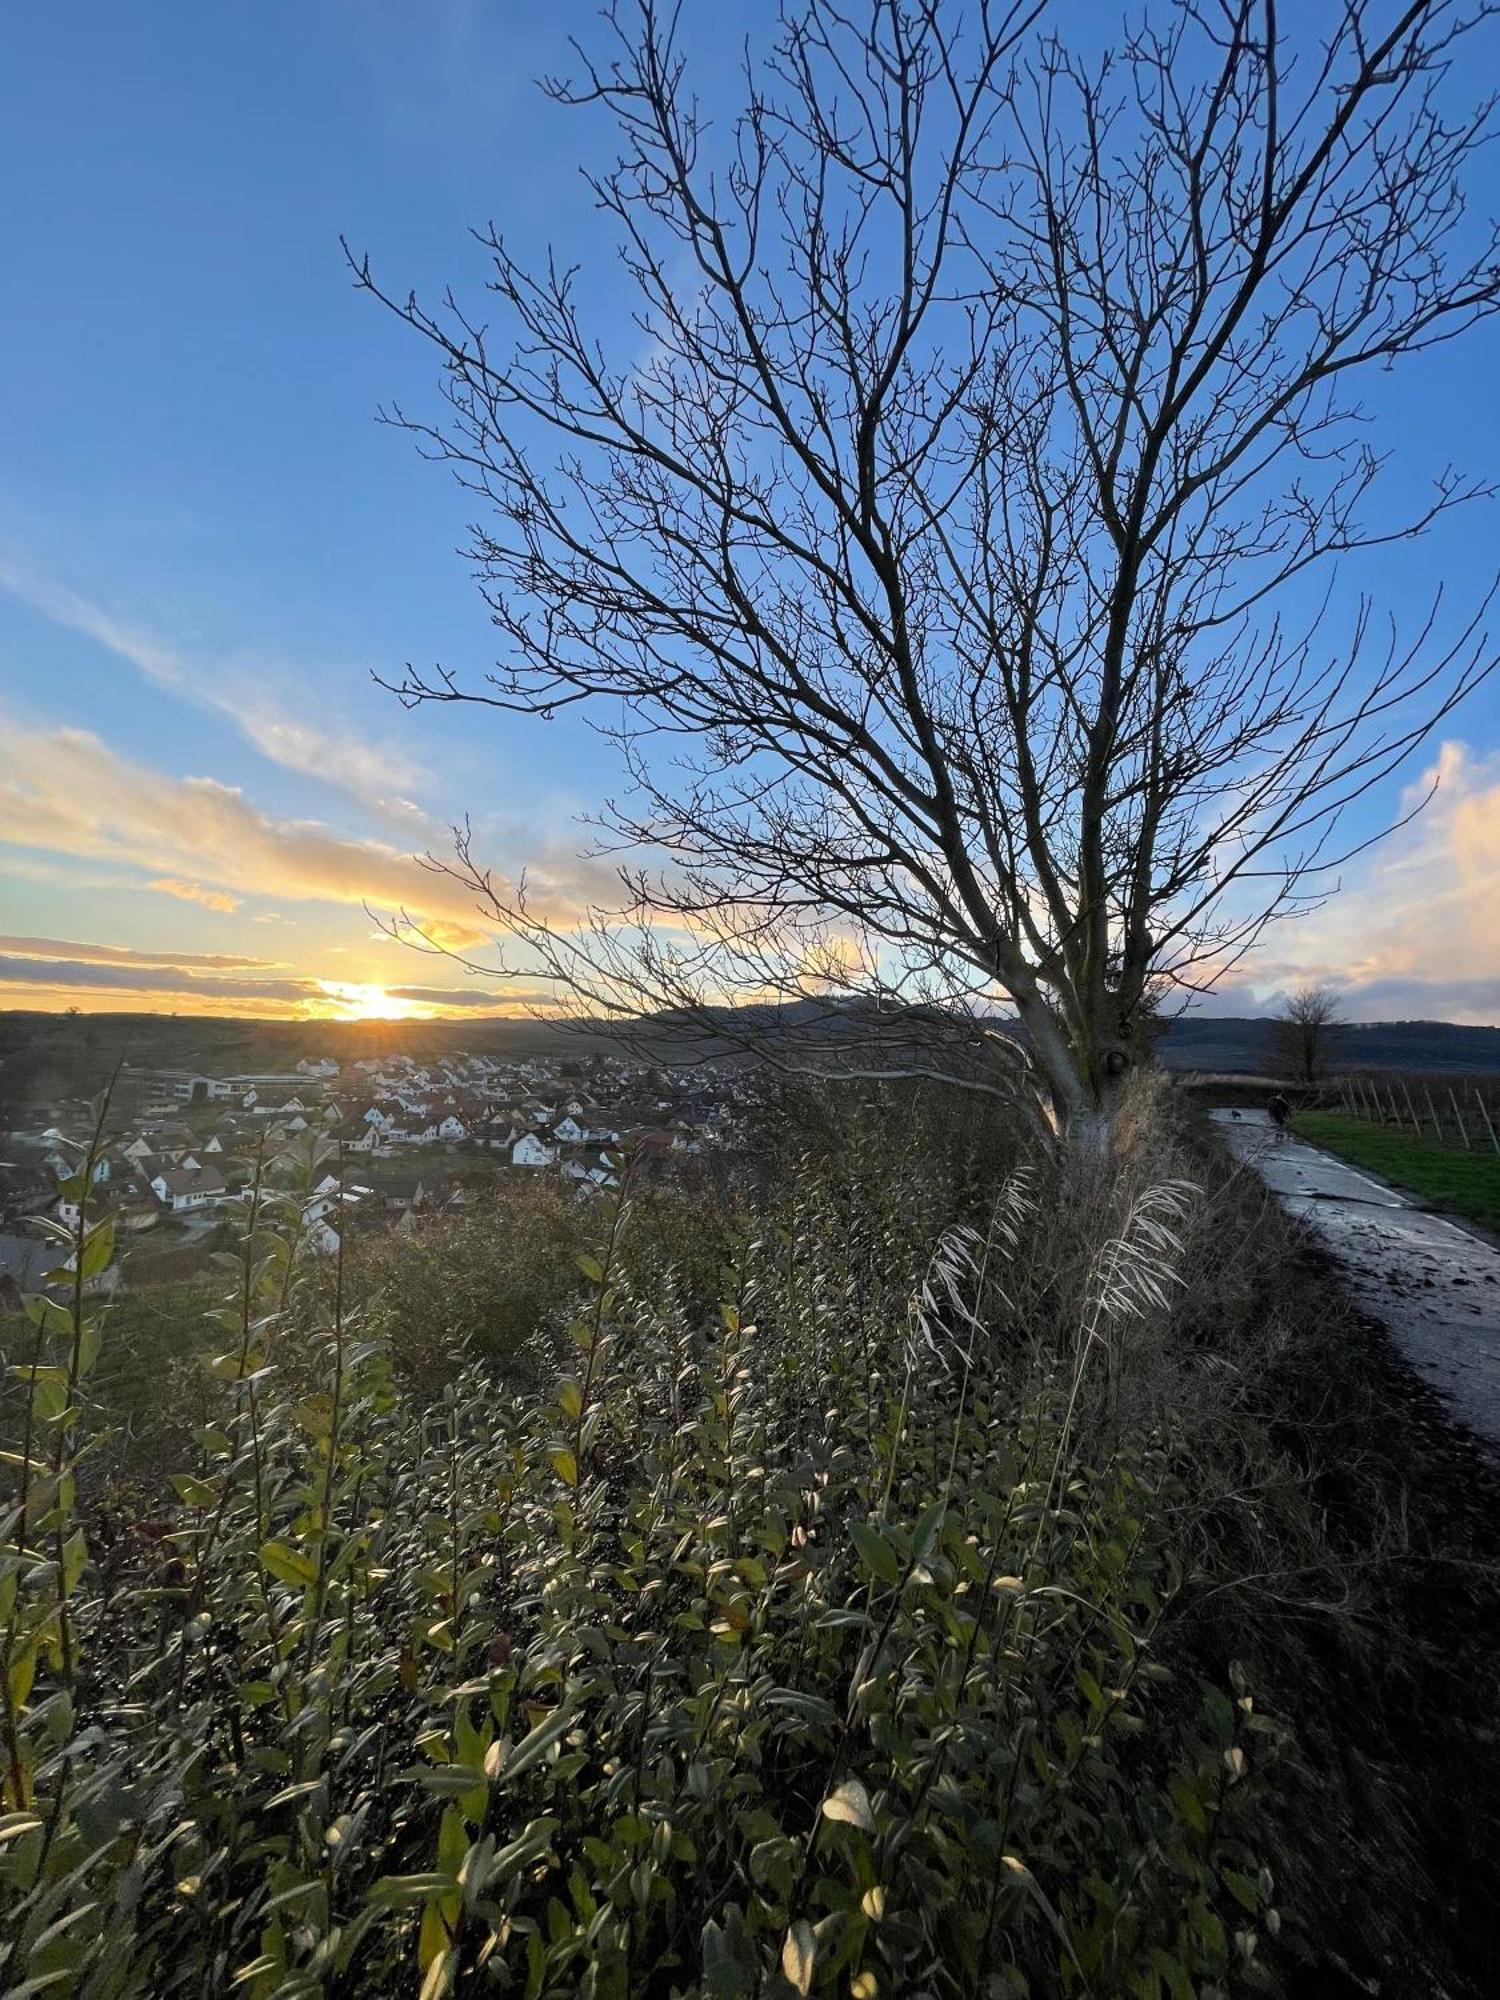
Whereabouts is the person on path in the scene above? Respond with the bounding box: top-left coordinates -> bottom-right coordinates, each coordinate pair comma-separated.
1268,1092 -> 1292,1140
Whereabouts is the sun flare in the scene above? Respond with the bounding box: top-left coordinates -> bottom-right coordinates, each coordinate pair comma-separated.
314,980 -> 430,1022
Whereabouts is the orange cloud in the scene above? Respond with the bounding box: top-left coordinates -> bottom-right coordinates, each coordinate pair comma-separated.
0,950 -> 548,1021
0,711 -> 597,942
373,914 -> 493,953
148,877 -> 243,912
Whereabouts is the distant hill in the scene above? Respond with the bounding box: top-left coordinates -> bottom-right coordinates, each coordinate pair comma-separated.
1158,1016 -> 1500,1075
3,1003 -> 1497,1121
0,1010 -> 592,1121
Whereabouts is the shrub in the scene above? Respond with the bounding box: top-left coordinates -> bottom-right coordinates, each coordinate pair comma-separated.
355,1178 -> 586,1383
0,1101 -> 1282,1998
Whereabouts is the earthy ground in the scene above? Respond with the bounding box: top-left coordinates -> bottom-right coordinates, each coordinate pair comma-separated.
1214,1107 -> 1500,1449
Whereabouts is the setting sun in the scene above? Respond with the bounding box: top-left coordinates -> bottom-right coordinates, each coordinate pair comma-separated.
314,980 -> 430,1022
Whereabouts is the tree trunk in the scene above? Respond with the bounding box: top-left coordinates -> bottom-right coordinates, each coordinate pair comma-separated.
1064,1096 -> 1126,1159
1012,989 -> 1128,1155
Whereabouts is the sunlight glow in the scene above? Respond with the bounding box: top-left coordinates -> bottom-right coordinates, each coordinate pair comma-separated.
314,980 -> 431,1022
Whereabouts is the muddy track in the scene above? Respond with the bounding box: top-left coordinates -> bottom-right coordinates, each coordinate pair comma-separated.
1213,1108 -> 1500,1448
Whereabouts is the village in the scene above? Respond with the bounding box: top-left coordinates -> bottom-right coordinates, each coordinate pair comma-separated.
0,1045 -> 745,1299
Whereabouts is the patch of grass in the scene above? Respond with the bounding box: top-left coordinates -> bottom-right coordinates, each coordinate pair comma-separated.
1294,1110 -> 1500,1232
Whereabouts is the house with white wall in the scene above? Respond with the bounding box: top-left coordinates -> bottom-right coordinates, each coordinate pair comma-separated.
150,1167 -> 227,1213
511,1132 -> 557,1169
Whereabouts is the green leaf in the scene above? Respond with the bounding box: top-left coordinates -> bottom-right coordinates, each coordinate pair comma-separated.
80,1217 -> 115,1281
7,1640 -> 37,1712
417,1764 -> 488,1797
764,1688 -> 838,1729
577,1253 -> 606,1284
366,1872 -> 456,1904
702,1914 -> 752,1998
849,1521 -> 901,1586
494,1706 -> 572,1787
556,1378 -> 583,1420
231,1954 -> 282,1986
1170,1777 -> 1208,1837
912,1498 -> 947,1561
1223,1869 -> 1261,1915
1147,1947 -> 1196,2000
60,1528 -> 88,1596
821,1778 -> 876,1833
484,1817 -> 560,1886
1202,1685 -> 1235,1742
549,1447 -> 578,1488
260,1540 -> 318,1588
781,1920 -> 816,1997
419,1945 -> 458,2000
1193,1903 -> 1227,1957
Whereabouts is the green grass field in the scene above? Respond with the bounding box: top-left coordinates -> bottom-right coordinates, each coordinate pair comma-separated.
1294,1111 -> 1500,1235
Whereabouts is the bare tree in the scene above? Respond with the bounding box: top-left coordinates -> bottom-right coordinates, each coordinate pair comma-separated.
350,0 -> 1500,1148
1267,983 -> 1346,1084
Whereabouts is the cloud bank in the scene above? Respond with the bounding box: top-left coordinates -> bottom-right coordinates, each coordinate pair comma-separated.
0,716 -> 615,1017
0,711 -> 598,942
1202,741 -> 1500,1024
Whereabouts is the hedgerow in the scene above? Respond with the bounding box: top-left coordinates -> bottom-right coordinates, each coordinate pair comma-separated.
1,1093 -> 1283,1998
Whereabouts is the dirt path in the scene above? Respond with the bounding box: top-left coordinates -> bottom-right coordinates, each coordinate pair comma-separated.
1213,1107 -> 1500,1449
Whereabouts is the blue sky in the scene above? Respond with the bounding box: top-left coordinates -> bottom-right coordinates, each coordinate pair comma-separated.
2,1 -> 1499,1023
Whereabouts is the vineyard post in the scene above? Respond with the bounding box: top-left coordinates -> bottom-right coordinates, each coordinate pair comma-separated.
1447,1087 -> 1473,1152
1398,1079 -> 1424,1135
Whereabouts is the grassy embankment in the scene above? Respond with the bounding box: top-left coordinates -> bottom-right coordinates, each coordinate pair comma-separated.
1294,1109 -> 1500,1233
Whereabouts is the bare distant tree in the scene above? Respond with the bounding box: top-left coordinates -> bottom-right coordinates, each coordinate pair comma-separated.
1267,984 -> 1346,1084
351,0 -> 1500,1148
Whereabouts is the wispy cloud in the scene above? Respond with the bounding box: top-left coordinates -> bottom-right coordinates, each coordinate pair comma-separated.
0,553 -> 430,821
385,983 -> 553,1009
0,934 -> 280,971
0,710 -> 598,944
148,877 -> 243,912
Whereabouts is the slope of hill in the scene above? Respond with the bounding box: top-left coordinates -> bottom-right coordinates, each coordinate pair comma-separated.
1158,1016 -> 1500,1075
3,1004 -> 1498,1123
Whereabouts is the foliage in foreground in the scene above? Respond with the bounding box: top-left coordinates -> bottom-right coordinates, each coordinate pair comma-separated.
1,1106 -> 1283,1998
